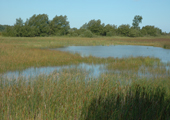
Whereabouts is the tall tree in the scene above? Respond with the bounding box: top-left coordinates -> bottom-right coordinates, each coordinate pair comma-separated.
14,18 -> 24,37
83,19 -> 104,35
21,19 -> 36,37
132,15 -> 143,29
80,23 -> 88,30
28,14 -> 50,36
50,15 -> 70,35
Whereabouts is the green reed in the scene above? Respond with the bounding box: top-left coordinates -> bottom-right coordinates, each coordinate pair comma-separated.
1,36 -> 170,119
1,62 -> 170,119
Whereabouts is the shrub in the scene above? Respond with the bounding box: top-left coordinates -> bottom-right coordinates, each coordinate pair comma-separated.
80,30 -> 94,38
129,28 -> 141,37
106,31 -> 117,36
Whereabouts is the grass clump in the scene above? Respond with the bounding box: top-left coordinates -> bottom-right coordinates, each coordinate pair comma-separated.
82,84 -> 170,120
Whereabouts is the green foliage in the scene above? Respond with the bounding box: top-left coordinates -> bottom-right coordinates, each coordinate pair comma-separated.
80,23 -> 88,29
80,30 -> 94,37
129,28 -> 141,37
27,14 -> 50,36
68,28 -> 79,37
82,84 -> 170,120
106,31 -> 114,36
21,23 -> 36,37
81,19 -> 104,35
141,25 -> 162,36
0,25 -> 8,32
50,15 -> 70,36
2,14 -> 70,37
68,28 -> 84,36
13,18 -> 24,37
104,24 -> 117,36
117,24 -> 131,36
2,14 -> 167,37
132,15 -> 143,29
2,26 -> 15,36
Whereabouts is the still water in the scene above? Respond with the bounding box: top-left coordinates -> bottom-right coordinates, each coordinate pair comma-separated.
52,45 -> 170,63
2,63 -> 105,79
2,45 -> 170,79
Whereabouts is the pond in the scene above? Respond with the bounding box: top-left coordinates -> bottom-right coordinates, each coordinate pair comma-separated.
1,45 -> 170,80
1,63 -> 106,79
52,45 -> 170,63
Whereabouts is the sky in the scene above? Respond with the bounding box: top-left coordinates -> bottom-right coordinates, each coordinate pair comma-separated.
0,0 -> 170,33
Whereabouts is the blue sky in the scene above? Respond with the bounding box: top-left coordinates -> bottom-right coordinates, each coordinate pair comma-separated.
0,0 -> 170,32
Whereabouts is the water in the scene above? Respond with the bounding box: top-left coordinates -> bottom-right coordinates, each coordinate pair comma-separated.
52,45 -> 170,63
2,45 -> 170,80
1,63 -> 105,79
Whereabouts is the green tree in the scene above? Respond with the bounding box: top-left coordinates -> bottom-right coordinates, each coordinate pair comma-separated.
3,26 -> 15,36
129,27 -> 141,37
13,18 -> 24,37
132,15 -> 143,29
80,30 -> 94,38
28,14 -> 50,36
0,25 -> 7,32
80,23 -> 88,30
21,19 -> 36,37
50,15 -> 70,36
117,24 -> 131,36
104,24 -> 117,36
84,19 -> 104,35
68,28 -> 79,37
141,25 -> 162,36
0,25 -> 8,36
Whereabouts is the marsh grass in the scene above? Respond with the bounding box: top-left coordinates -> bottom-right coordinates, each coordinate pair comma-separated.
1,56 -> 170,119
1,36 -> 170,119
82,83 -> 170,120
106,57 -> 160,71
0,36 -> 170,73
1,67 -> 170,119
163,43 -> 170,49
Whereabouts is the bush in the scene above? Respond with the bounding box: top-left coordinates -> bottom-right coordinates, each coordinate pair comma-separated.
106,31 -> 117,36
117,24 -> 131,36
80,30 -> 94,38
141,25 -> 162,36
129,28 -> 141,37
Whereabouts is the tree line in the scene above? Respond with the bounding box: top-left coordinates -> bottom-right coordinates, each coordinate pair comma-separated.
1,14 -> 169,37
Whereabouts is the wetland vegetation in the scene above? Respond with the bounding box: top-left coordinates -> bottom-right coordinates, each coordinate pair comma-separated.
0,36 -> 170,119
